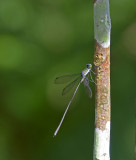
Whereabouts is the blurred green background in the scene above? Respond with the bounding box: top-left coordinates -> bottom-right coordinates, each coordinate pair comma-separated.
0,0 -> 135,159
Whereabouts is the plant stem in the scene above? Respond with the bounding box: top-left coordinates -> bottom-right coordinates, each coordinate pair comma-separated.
93,0 -> 111,160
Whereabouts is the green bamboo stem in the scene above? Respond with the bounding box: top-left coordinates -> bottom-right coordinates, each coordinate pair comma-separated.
93,0 -> 111,160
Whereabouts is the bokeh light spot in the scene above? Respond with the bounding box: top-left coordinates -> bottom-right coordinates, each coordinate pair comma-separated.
0,35 -> 24,69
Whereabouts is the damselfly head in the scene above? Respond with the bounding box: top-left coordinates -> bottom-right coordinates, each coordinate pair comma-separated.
86,64 -> 92,69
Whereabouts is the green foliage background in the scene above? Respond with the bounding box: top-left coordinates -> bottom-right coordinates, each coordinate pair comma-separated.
0,0 -> 135,159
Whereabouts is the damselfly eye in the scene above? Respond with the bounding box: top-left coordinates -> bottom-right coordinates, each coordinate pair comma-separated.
86,64 -> 92,69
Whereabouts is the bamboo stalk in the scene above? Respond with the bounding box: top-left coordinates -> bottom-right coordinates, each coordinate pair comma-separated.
93,0 -> 111,159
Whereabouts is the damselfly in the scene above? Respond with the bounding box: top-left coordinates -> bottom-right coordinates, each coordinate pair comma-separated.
54,64 -> 95,136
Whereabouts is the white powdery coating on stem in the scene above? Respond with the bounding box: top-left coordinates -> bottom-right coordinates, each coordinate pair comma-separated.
94,121 -> 110,160
95,35 -> 110,49
94,0 -> 111,48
